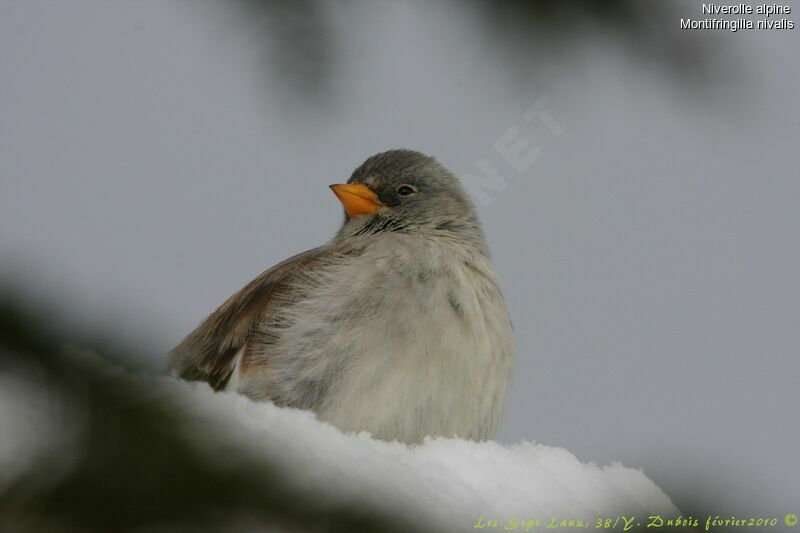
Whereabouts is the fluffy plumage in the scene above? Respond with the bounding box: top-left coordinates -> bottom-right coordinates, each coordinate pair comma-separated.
170,149 -> 514,443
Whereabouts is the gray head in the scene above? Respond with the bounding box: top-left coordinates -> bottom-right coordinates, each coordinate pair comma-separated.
330,149 -> 486,251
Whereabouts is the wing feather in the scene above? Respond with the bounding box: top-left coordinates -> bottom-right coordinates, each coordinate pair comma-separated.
168,246 -> 331,390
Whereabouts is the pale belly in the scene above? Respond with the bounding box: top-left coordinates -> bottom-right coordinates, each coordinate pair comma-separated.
237,237 -> 514,443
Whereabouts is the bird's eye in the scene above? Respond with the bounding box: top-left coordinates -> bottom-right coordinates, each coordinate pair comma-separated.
396,184 -> 417,196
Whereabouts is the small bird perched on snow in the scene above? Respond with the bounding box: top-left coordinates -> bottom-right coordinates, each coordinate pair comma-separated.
170,149 -> 514,444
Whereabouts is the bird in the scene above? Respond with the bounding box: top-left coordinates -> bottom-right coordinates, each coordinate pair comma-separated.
169,149 -> 514,444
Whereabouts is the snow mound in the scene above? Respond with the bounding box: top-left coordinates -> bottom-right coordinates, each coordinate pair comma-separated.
175,380 -> 678,530
1,350 -> 678,531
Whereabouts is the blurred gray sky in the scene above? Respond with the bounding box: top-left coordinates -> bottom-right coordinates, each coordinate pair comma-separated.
1,0 -> 798,521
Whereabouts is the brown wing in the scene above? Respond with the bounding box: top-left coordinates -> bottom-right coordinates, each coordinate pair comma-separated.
168,246 -> 332,391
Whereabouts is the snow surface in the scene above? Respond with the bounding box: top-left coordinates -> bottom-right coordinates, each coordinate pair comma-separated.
1,352 -> 678,531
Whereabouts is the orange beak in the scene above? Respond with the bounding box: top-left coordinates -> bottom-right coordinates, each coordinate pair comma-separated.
329,183 -> 383,216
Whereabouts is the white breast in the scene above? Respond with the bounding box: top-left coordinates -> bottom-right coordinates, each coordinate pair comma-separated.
238,234 -> 514,443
